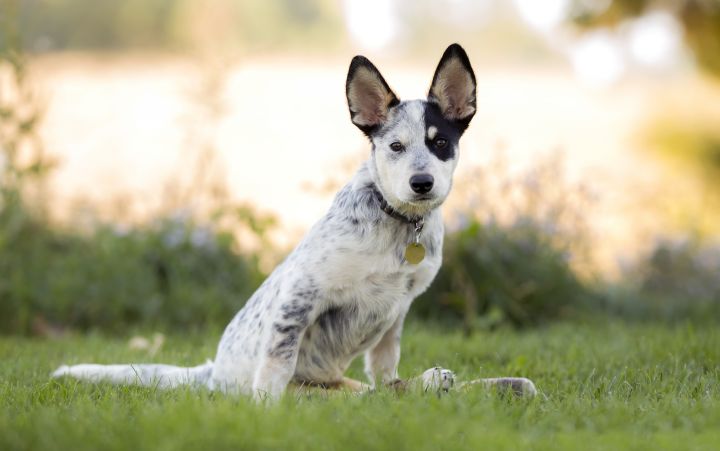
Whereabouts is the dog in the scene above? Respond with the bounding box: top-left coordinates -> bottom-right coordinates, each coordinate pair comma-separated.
53,44 -> 536,401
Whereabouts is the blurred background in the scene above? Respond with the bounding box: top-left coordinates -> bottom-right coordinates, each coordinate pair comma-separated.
1,0 -> 719,336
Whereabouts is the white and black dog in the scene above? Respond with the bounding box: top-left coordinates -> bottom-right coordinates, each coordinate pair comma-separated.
53,44 -> 536,401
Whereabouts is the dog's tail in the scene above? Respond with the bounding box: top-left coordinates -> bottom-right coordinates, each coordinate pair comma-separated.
51,360 -> 214,389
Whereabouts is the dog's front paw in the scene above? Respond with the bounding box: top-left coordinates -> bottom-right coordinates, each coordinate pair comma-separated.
421,367 -> 455,393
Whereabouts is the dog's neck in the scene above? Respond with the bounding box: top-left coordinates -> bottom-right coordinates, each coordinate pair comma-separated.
353,160 -> 440,222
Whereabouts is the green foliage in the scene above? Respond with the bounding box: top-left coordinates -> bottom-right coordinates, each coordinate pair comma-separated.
651,122 -> 720,177
0,45 -> 54,242
569,0 -> 720,77
640,101 -> 720,235
7,0 -> 344,53
1,322 -> 719,449
646,115 -> 720,191
12,0 -> 177,50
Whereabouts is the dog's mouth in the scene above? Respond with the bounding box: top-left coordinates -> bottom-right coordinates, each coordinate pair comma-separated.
409,194 -> 435,202
399,195 -> 443,216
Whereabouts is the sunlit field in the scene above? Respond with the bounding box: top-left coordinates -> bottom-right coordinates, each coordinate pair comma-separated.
2,321 -> 719,450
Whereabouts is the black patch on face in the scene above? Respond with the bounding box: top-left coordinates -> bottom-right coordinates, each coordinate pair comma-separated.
423,102 -> 462,162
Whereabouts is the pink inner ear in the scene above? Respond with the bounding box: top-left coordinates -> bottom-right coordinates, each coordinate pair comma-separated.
431,59 -> 476,120
444,73 -> 475,119
348,68 -> 394,126
355,89 -> 387,125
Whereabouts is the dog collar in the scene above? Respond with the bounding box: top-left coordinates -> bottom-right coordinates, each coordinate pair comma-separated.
371,187 -> 422,224
371,186 -> 426,264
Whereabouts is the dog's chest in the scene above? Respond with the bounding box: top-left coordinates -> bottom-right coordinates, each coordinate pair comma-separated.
294,303 -> 396,381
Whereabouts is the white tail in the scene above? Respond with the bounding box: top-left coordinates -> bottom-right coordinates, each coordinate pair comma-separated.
52,361 -> 214,389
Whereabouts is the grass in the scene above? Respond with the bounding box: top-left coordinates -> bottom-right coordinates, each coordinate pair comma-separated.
1,321 -> 719,450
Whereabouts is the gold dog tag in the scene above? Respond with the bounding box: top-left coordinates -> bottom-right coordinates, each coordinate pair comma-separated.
405,242 -> 425,264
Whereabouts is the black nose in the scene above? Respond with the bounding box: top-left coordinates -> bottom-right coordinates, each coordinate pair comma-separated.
410,174 -> 434,194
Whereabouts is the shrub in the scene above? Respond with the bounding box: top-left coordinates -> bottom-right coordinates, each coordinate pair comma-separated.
415,217 -> 595,331
414,156 -> 597,331
607,236 -> 720,321
0,211 -> 270,335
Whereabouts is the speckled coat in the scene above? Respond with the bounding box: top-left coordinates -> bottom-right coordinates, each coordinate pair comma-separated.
211,162 -> 445,397
208,44 -> 479,399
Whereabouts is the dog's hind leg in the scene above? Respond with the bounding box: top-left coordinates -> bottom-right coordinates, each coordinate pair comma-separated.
349,367 -> 456,395
289,377 -> 372,398
380,369 -> 537,398
397,367 -> 456,394
52,361 -> 214,389
457,377 -> 537,398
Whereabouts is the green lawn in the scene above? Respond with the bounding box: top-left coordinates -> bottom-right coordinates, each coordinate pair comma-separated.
2,321 -> 719,450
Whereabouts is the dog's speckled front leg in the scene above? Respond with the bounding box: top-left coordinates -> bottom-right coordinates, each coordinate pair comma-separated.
364,312 -> 407,387
252,296 -> 316,401
252,357 -> 297,402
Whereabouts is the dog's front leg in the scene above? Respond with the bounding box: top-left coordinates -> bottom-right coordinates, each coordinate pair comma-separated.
252,305 -> 313,402
252,353 -> 299,402
364,311 -> 407,387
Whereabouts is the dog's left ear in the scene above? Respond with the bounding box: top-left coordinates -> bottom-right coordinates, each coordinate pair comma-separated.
428,44 -> 477,132
346,56 -> 400,136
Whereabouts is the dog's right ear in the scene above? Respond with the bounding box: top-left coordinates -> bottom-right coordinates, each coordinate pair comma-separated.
346,56 -> 400,136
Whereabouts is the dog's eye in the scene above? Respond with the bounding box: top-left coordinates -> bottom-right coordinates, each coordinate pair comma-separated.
389,142 -> 404,152
434,138 -> 448,149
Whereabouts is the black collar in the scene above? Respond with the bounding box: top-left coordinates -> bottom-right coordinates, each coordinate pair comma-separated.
371,186 -> 424,225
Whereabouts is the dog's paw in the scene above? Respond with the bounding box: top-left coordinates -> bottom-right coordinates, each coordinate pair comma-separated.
469,377 -> 538,398
516,377 -> 537,398
495,377 -> 537,398
421,367 -> 455,393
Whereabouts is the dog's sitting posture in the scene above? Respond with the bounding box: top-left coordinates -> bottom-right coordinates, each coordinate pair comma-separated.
53,44 -> 536,400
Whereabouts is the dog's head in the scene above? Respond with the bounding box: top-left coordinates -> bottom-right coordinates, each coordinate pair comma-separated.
346,43 -> 476,218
